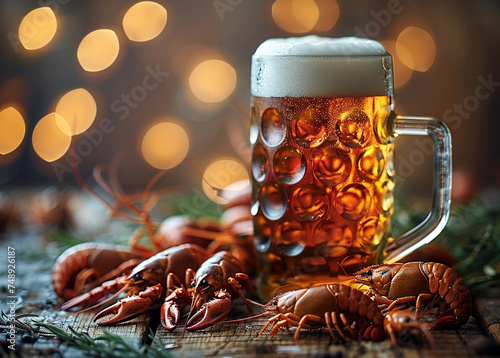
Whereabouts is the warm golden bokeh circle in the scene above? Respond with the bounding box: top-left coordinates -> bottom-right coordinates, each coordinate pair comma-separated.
0,107 -> 26,155
189,59 -> 237,103
55,88 -> 97,135
32,113 -> 72,162
397,26 -> 436,72
123,1 -> 167,42
77,29 -> 120,72
141,121 -> 189,170
202,159 -> 249,204
272,0 -> 320,33
313,0 -> 339,32
18,7 -> 57,50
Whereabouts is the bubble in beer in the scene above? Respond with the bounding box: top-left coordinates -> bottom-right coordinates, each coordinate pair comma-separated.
292,108 -> 326,148
250,106 -> 259,144
254,214 -> 272,252
273,147 -> 306,185
261,107 -> 286,147
336,108 -> 370,148
275,220 -> 306,256
358,216 -> 383,246
314,222 -> 352,257
291,184 -> 328,221
358,147 -> 385,181
252,144 -> 269,182
334,183 -> 371,221
260,182 -> 287,220
313,147 -> 351,186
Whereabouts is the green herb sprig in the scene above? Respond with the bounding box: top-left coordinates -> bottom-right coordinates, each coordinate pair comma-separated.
0,312 -> 172,358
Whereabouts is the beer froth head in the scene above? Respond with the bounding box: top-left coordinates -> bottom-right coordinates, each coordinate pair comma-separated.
251,36 -> 393,98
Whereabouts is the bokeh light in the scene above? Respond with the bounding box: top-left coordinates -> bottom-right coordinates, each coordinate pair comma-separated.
141,121 -> 189,170
382,40 -> 413,89
189,59 -> 237,103
55,88 -> 97,135
202,158 -> 249,204
123,1 -> 167,42
396,26 -> 436,72
77,29 -> 120,72
313,0 -> 339,32
18,7 -> 57,50
0,107 -> 25,155
272,0 -> 320,34
32,113 -> 71,162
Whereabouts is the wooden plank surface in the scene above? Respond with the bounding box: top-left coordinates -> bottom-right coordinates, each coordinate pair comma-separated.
63,310 -> 151,342
1,191 -> 500,357
153,304 -> 495,358
474,296 -> 500,344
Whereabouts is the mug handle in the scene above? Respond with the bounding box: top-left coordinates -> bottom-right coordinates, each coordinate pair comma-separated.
379,113 -> 452,263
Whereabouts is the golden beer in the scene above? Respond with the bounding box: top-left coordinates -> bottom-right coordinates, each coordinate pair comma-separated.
251,95 -> 394,298
251,36 -> 452,299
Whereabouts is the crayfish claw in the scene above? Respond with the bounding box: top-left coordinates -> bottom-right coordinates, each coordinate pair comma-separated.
161,301 -> 180,330
93,290 -> 158,325
186,290 -> 232,331
160,286 -> 191,330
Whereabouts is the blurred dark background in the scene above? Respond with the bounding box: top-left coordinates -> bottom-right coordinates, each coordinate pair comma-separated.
0,0 -> 499,206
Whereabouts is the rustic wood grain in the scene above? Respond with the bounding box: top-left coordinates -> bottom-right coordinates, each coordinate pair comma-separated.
473,296 -> 500,344
1,191 -> 499,357
63,310 -> 151,343
153,307 -> 489,358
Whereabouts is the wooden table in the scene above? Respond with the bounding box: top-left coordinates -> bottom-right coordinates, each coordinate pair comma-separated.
1,195 -> 499,357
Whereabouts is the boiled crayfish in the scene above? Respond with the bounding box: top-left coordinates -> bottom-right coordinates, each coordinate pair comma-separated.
162,248 -> 257,331
354,261 -> 472,329
60,244 -> 208,324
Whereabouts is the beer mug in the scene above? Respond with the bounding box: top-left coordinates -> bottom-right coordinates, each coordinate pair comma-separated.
250,36 -> 452,299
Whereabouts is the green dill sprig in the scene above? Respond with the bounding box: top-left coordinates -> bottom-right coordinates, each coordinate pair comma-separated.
0,311 -> 172,358
394,197 -> 500,293
36,323 -> 172,358
438,201 -> 500,292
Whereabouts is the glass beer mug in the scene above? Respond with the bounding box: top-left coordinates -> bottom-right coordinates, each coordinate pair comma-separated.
250,36 -> 451,299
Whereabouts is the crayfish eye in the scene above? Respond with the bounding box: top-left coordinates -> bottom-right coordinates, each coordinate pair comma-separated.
190,280 -> 195,288
132,273 -> 144,282
198,279 -> 209,289
272,299 -> 277,305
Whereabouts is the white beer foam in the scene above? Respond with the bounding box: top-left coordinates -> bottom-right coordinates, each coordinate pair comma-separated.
251,36 -> 393,97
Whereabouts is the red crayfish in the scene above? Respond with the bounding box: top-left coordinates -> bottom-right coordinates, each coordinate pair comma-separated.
354,261 -> 472,330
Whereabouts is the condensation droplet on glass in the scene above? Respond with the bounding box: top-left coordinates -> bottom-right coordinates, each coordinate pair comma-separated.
336,108 -> 370,148
357,147 -> 385,181
334,183 -> 371,221
273,146 -> 306,185
261,107 -> 286,147
292,107 -> 326,148
252,144 -> 269,182
275,220 -> 306,256
313,147 -> 351,186
250,106 -> 259,144
291,184 -> 328,221
260,182 -> 287,220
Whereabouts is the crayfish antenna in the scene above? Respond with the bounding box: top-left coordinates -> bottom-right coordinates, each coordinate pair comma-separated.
272,276 -> 354,296
220,311 -> 271,325
245,298 -> 265,308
